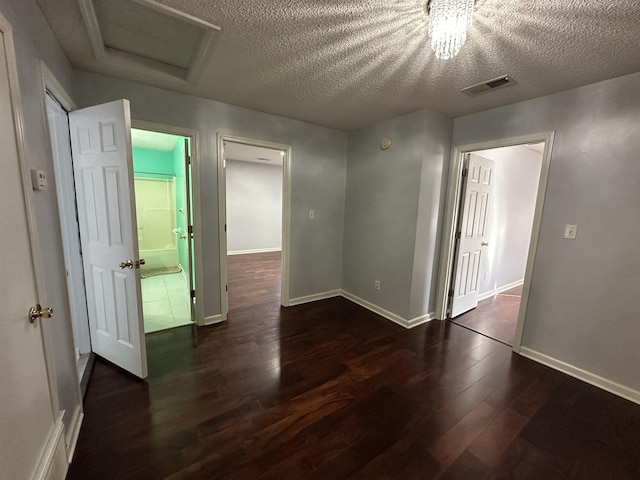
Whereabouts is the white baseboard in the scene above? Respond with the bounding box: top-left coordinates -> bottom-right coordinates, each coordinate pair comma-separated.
203,314 -> 224,326
478,290 -> 497,301
228,247 -> 281,256
289,290 -> 341,306
340,290 -> 433,329
478,279 -> 524,301
497,279 -> 524,294
33,414 -> 67,480
65,406 -> 83,463
519,347 -> 640,405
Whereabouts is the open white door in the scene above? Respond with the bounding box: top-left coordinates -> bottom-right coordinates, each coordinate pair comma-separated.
69,100 -> 147,378
450,154 -> 495,318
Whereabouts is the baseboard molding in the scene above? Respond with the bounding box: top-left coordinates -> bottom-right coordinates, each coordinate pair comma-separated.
33,414 -> 67,480
289,290 -> 341,306
478,279 -> 524,301
477,290 -> 496,301
519,347 -> 640,405
228,247 -> 281,256
65,406 -> 83,463
497,279 -> 524,294
203,314 -> 224,326
340,290 -> 433,329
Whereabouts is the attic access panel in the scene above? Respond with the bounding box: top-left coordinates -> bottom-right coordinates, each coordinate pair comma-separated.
80,0 -> 220,84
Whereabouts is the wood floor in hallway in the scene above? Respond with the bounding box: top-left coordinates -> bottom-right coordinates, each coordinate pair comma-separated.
66,255 -> 640,479
451,285 -> 523,346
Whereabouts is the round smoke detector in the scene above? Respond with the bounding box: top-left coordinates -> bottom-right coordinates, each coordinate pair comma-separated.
380,137 -> 392,150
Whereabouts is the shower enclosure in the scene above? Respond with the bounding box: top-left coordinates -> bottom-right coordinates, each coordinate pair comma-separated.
134,177 -> 181,277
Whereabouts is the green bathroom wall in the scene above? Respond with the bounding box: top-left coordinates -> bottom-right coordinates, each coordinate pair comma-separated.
132,147 -> 174,179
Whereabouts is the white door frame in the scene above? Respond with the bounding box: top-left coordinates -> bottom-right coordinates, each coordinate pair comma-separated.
132,120 -> 206,327
217,134 -> 292,321
41,64 -> 93,360
434,132 -> 555,352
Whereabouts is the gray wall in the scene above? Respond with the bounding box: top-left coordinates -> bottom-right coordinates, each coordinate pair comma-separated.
453,72 -> 640,392
73,71 -> 348,311
226,159 -> 283,253
474,146 -> 542,296
343,108 -> 452,320
0,0 -> 81,448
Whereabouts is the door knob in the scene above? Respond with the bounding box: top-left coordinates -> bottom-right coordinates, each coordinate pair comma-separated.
135,259 -> 146,268
29,304 -> 53,323
481,242 -> 489,246
119,259 -> 134,269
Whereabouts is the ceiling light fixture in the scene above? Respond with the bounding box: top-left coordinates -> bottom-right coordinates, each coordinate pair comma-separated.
426,0 -> 475,60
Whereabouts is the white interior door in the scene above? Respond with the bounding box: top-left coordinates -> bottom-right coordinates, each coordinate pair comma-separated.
0,25 -> 59,479
46,93 -> 91,359
69,100 -> 148,378
450,154 -> 495,318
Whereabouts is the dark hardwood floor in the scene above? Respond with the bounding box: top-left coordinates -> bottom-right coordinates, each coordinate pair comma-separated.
451,286 -> 523,346
67,255 -> 640,479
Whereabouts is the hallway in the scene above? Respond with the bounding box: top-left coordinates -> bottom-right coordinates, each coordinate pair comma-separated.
67,266 -> 640,479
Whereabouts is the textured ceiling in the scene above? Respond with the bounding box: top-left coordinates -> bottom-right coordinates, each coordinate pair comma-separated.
37,0 -> 640,131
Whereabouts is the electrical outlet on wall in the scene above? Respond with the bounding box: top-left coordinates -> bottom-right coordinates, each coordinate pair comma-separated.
564,224 -> 578,239
374,280 -> 381,291
483,272 -> 489,280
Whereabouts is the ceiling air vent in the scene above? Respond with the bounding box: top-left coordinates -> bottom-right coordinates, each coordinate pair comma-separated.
461,75 -> 516,96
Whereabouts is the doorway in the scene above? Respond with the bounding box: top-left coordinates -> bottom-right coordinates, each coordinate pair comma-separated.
449,143 -> 543,345
435,133 -> 554,350
131,128 -> 195,333
45,92 -> 203,378
217,135 -> 292,320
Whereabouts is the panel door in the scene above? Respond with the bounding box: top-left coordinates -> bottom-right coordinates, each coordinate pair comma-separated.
69,100 -> 147,378
450,154 -> 495,318
0,27 -> 57,479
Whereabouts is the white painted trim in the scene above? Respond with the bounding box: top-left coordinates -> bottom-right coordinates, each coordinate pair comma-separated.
203,314 -> 224,326
289,290 -> 341,306
496,279 -> 524,294
40,62 -> 77,111
65,406 -> 83,463
477,290 -> 497,302
477,279 -> 524,301
434,132 -> 555,356
32,415 -> 67,480
132,120 -> 205,327
519,347 -> 640,405
340,291 -> 434,329
78,0 -> 220,85
228,247 -> 282,256
217,134 -> 292,321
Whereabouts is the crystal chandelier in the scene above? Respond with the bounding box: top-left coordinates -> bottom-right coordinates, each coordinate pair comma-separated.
427,0 -> 475,60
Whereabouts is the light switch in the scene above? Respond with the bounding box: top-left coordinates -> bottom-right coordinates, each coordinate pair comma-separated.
563,224 -> 577,239
309,209 -> 315,219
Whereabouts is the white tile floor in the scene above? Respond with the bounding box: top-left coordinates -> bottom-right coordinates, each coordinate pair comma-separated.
141,272 -> 193,333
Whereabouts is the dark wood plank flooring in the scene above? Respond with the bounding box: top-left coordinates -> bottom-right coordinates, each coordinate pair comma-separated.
67,256 -> 640,479
451,286 -> 523,346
